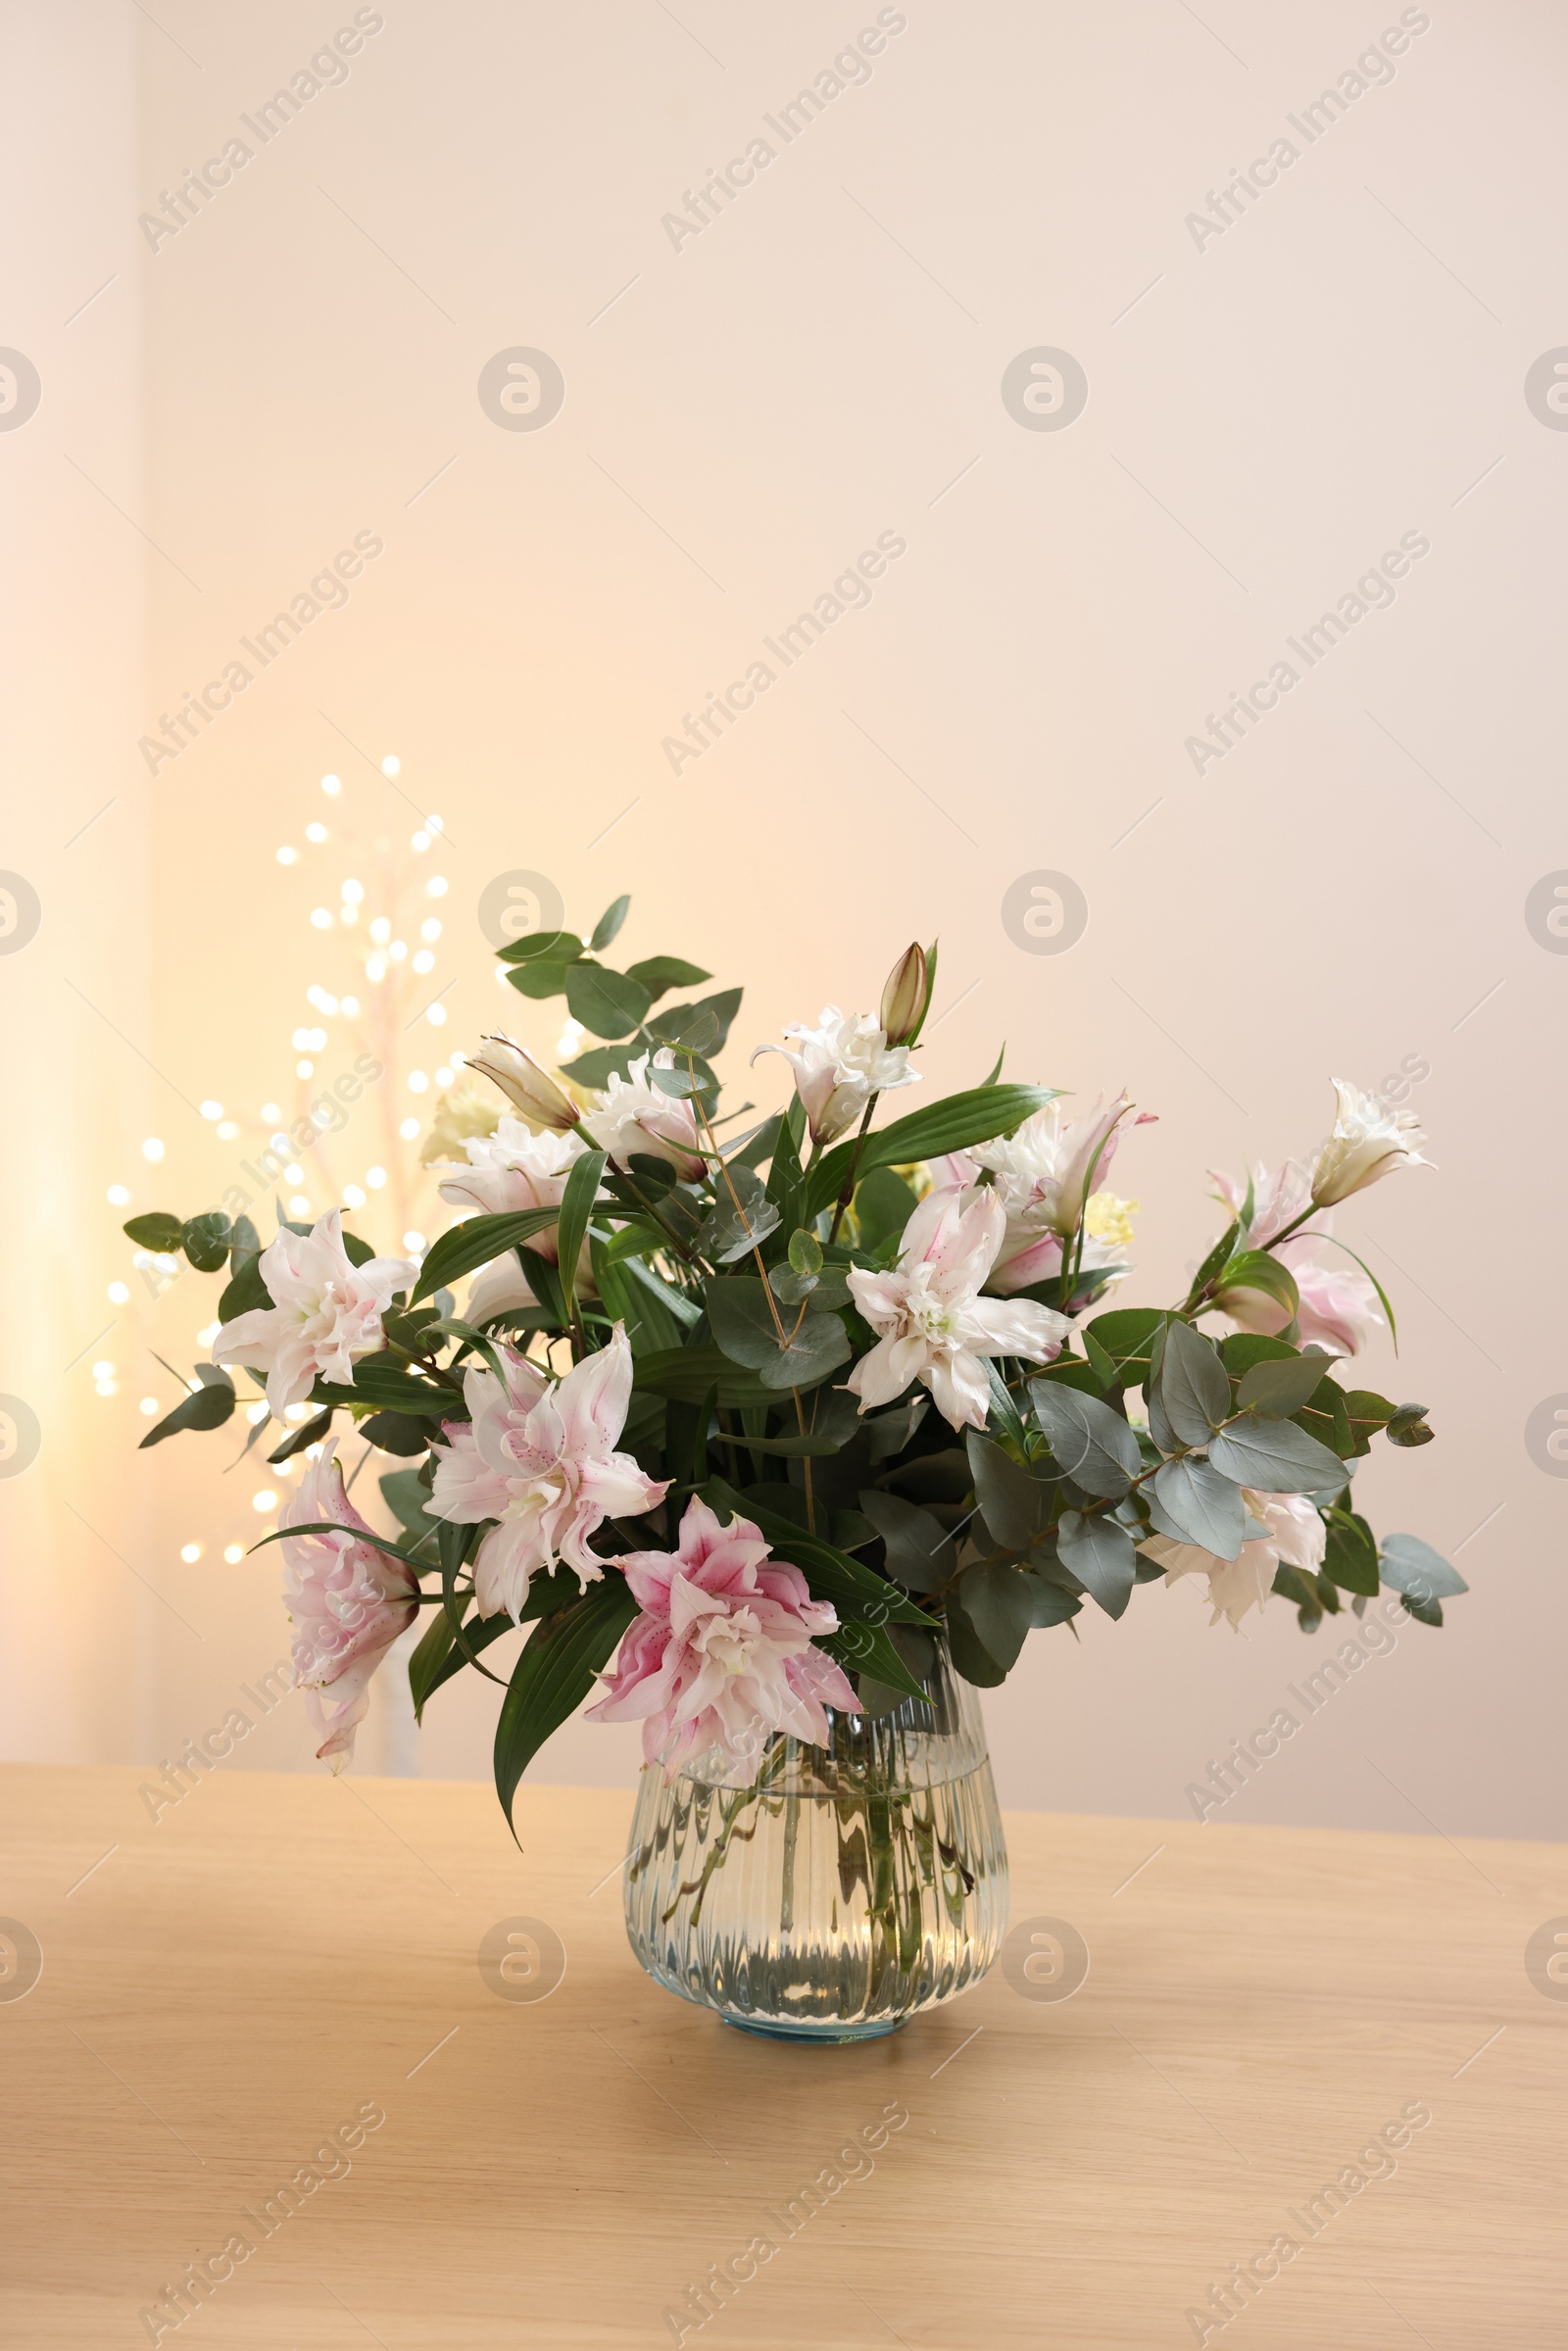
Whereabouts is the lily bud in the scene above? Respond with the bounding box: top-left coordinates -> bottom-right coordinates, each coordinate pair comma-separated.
879,941 -> 934,1048
468,1033 -> 581,1131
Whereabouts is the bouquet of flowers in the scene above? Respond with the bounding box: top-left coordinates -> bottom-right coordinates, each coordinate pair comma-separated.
127,896 -> 1463,1832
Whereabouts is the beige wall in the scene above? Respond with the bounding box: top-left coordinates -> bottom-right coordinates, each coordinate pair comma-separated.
5,0 -> 1563,1839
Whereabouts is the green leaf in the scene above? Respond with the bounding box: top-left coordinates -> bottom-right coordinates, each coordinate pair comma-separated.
945,1587 -> 1009,1687
359,1410 -> 431,1456
248,1518 -> 437,1576
648,987 -> 743,1055
789,1228 -> 823,1277
562,1040 -> 647,1089
1341,1390 -> 1396,1456
411,1603 -> 519,1718
1031,1356 -> 1104,1399
1397,1590 -> 1444,1628
695,1165 -> 781,1264
516,1245 -> 567,1326
1148,1457 -> 1246,1558
309,1363 -> 454,1417
1214,1249 -> 1300,1317
1314,1233 -> 1398,1347
1323,1508 -> 1379,1596
856,1490 -> 956,1591
1189,1217 -> 1243,1298
623,954 -> 711,1001
1237,1348 -> 1337,1419
229,1213 -> 262,1269
1156,1321 -> 1231,1446
1385,1402 -> 1434,1448
852,1165 -> 917,1253
267,1404 -> 335,1463
1022,1573 -> 1083,1628
758,1308 -> 851,1393
706,1277 -> 788,1369
985,1362 -> 1030,1455
1271,1562 -> 1324,1627
710,1427 -> 841,1459
407,1606 -> 459,1720
1079,1326 -> 1117,1392
564,962 -> 653,1041
494,1579 -> 638,1837
807,1083 -> 1058,1218
817,1618 -> 930,1702
497,927 -> 584,966
701,1476 -> 932,1627
632,1344 -> 777,1408
379,1467 -> 439,1541
122,1210 -> 185,1252
138,1377 -> 236,1446
1218,1332 -> 1298,1377
218,1249 -> 270,1321
1055,1510 -> 1138,1618
1205,1412 -> 1347,1494
594,1217 -> 668,1270
180,1212 -> 233,1272
554,1150 -> 607,1317
411,1205 -> 561,1304
338,1227 -> 376,1268
1027,1381 -> 1141,1499
966,1432 -> 1043,1549
589,895 -> 631,952
1378,1533 -> 1467,1603
955,1559 -> 1038,1673
507,957 -> 577,1000
1296,1379 -> 1354,1460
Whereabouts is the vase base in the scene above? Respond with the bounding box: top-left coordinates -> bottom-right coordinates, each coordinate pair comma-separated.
719,2012 -> 909,2043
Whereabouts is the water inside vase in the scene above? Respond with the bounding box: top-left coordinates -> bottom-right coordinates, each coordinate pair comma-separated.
622,1642 -> 1008,2037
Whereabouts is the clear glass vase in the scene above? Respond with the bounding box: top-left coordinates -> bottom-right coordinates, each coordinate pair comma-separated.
621,1637 -> 1008,2040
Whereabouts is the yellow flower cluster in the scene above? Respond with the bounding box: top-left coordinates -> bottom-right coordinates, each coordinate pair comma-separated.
419,1077 -> 503,1165
1085,1191 -> 1139,1250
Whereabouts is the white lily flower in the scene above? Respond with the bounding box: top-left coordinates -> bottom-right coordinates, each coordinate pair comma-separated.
753,1004 -> 919,1147
1310,1080 -> 1430,1207
846,1187 -> 1070,1432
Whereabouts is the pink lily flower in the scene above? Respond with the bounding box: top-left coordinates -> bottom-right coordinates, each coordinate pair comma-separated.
212,1207 -> 415,1418
428,1324 -> 667,1623
587,1496 -> 860,1775
281,1453 -> 420,1773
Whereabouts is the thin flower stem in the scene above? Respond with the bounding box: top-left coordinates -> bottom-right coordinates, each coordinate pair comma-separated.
689,1074 -> 818,1529
827,1097 -> 879,1243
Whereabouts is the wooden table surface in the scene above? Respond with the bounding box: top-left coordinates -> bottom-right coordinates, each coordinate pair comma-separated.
3,1761 -> 1563,2349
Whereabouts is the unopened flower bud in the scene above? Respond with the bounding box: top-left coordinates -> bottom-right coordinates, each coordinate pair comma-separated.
468,1033 -> 580,1131
879,942 -> 933,1048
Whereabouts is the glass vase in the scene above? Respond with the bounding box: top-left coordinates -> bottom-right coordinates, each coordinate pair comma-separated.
621,1637 -> 1008,2040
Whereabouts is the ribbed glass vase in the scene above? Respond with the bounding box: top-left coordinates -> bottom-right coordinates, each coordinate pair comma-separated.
621,1638 -> 1008,2040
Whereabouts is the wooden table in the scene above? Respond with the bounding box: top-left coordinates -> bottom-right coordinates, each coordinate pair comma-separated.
3,1762 -> 1562,2348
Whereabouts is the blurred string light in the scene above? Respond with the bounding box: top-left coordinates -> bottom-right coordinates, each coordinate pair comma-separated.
223,1543 -> 245,1563
321,773 -> 341,797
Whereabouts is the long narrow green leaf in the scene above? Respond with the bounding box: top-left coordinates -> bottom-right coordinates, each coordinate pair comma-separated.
554,1149 -> 607,1317
632,1344 -> 778,1407
412,1205 -> 562,1304
494,1579 -> 638,1839
807,1083 -> 1056,1217
1315,1234 -> 1398,1348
